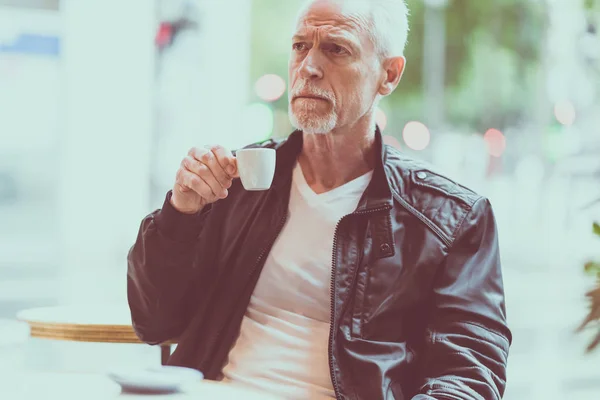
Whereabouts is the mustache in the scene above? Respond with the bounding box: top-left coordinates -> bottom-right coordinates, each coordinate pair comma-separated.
291,82 -> 335,102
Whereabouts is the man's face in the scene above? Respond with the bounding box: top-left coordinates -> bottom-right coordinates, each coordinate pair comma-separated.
288,0 -> 382,134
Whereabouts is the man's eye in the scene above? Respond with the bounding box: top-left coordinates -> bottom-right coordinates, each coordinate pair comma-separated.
293,43 -> 308,52
329,44 -> 348,55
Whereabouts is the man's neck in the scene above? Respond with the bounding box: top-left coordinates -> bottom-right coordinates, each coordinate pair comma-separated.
297,123 -> 377,195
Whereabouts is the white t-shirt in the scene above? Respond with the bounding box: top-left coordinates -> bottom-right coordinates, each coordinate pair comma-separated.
222,162 -> 373,399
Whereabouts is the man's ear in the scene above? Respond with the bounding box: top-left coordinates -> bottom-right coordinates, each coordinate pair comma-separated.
378,56 -> 406,96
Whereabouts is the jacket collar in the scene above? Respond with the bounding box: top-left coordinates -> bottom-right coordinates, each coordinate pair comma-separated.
271,127 -> 394,212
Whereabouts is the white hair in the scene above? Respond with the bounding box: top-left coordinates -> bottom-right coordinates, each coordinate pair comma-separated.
367,0 -> 410,58
297,0 -> 410,58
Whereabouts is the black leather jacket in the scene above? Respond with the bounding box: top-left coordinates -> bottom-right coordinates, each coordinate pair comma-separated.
127,129 -> 511,399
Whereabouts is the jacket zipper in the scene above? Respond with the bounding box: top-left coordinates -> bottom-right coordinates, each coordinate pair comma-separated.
329,205 -> 392,400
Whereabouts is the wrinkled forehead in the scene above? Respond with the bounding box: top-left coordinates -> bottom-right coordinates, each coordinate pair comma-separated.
293,0 -> 371,41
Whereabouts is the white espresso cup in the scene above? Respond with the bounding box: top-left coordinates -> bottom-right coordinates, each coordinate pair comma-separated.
235,148 -> 276,191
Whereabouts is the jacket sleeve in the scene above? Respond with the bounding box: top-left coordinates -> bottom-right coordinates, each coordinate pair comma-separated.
127,191 -> 214,345
412,197 -> 512,400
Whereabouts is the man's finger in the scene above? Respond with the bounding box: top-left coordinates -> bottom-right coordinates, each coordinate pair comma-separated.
187,148 -> 232,190
181,157 -> 227,199
177,168 -> 215,201
208,145 -> 237,177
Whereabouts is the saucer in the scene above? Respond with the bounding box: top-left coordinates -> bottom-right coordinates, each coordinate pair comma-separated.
107,365 -> 203,394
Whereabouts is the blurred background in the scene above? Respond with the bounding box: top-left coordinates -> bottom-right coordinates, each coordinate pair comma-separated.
0,0 -> 599,398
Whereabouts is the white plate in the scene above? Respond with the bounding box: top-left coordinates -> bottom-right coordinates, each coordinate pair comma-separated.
107,366 -> 203,394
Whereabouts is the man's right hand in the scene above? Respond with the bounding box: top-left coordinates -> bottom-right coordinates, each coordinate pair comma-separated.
171,145 -> 238,214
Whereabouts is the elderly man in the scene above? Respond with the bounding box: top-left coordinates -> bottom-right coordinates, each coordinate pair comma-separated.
127,0 -> 511,398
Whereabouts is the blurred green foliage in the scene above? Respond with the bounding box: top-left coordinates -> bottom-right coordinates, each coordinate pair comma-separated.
400,0 -> 543,97
584,0 -> 600,10
584,223 -> 600,277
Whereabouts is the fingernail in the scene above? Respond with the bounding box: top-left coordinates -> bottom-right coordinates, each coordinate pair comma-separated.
227,165 -> 235,174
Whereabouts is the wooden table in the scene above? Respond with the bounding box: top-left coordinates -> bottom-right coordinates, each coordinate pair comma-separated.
0,371 -> 282,399
16,305 -> 174,365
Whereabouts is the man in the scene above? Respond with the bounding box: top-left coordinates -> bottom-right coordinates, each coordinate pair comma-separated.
127,0 -> 511,398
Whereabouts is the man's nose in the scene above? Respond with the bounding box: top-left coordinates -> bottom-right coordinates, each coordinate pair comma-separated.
298,49 -> 323,80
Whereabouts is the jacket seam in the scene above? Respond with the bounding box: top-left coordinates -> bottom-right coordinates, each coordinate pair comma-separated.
405,162 -> 479,200
440,335 -> 508,359
412,179 -> 476,208
390,189 -> 452,248
360,263 -> 372,338
383,208 -> 395,257
444,356 -> 494,378
434,321 -> 509,357
448,196 -> 482,245
427,379 -> 497,400
430,197 -> 449,228
458,320 -> 511,350
425,381 -> 463,398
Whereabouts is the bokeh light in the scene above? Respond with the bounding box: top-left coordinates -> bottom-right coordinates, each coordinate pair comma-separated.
402,121 -> 430,151
383,135 -> 401,149
484,128 -> 506,158
255,74 -> 286,102
241,103 -> 274,144
375,108 -> 387,131
553,100 -> 576,126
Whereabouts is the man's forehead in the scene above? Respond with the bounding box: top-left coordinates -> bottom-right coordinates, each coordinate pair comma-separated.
294,0 -> 370,37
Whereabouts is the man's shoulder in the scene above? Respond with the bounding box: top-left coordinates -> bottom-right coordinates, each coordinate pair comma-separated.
384,145 -> 481,205
383,145 -> 484,245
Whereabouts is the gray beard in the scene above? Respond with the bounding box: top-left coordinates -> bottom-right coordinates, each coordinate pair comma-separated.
288,108 -> 337,135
